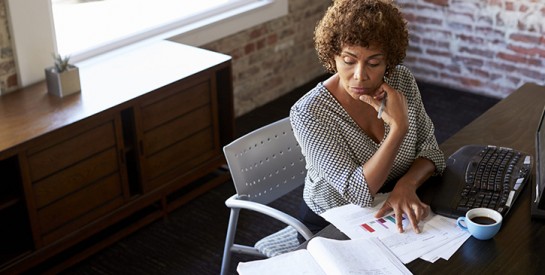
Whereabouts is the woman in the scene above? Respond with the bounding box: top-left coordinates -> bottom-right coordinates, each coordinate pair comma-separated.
290,0 -> 446,236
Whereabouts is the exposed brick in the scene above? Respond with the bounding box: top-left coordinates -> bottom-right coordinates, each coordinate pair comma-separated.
475,26 -> 505,40
409,35 -> 421,44
460,77 -> 481,87
454,56 -> 485,67
416,16 -> 442,25
459,46 -> 495,58
456,34 -> 484,44
488,61 -> 517,72
397,2 -> 417,11
447,21 -> 473,32
279,28 -> 295,39
419,57 -> 445,69
267,34 -> 278,46
506,1 -> 515,11
229,48 -> 243,61
510,33 -> 541,44
422,38 -> 437,46
249,26 -> 268,39
426,49 -> 451,57
256,38 -> 266,50
237,66 -> 261,80
490,73 -> 503,81
408,45 -> 424,54
244,43 -> 255,55
508,44 -> 545,58
468,68 -> 490,78
410,66 -> 440,78
445,65 -> 462,74
447,10 -> 475,25
424,0 -> 448,6
402,12 -> 416,22
0,59 -> 13,74
497,51 -> 528,63
507,76 -> 521,85
517,20 -> 540,32
528,57 -> 542,66
7,73 -> 17,88
404,57 -> 417,65
488,0 -> 503,8
476,15 -> 494,27
519,67 -> 545,80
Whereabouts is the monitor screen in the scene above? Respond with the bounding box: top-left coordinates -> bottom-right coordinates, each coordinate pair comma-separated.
533,106 -> 545,218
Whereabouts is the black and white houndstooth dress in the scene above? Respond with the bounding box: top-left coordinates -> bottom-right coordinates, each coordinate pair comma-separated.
290,65 -> 446,215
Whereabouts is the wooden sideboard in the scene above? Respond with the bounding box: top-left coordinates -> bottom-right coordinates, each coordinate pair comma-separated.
0,41 -> 234,273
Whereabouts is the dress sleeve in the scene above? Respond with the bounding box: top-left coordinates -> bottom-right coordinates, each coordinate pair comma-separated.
290,101 -> 374,207
403,69 -> 446,175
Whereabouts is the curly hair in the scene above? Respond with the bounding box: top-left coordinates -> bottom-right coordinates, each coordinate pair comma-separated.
314,0 -> 408,75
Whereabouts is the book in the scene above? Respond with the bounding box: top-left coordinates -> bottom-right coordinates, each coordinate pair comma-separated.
237,236 -> 412,275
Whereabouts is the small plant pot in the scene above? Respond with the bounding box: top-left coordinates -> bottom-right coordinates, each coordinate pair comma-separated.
45,65 -> 81,97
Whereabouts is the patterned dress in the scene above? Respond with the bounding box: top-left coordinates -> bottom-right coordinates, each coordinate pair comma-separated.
290,65 -> 446,214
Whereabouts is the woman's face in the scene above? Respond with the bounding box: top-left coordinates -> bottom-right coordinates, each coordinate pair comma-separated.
334,45 -> 387,100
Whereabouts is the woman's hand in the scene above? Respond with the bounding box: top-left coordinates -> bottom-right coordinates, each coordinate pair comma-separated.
374,182 -> 430,233
359,82 -> 409,133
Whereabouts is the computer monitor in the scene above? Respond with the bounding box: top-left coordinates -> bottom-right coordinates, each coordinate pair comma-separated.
532,105 -> 545,219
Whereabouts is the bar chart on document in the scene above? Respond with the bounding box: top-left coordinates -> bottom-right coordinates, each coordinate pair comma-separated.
358,213 -> 441,257
360,214 -> 408,237
320,197 -> 470,264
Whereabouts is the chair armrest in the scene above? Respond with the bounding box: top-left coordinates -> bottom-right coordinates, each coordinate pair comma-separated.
225,195 -> 313,240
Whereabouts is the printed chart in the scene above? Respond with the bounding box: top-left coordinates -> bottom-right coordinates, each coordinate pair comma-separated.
320,198 -> 470,264
360,214 -> 407,236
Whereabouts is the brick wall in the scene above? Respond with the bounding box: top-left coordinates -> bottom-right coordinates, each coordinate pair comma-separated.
1,0 -> 543,110
398,0 -> 545,98
0,0 -> 17,94
191,0 -> 330,116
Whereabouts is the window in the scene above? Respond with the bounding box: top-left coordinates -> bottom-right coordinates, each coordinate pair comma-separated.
6,0 -> 287,87
51,0 -> 259,59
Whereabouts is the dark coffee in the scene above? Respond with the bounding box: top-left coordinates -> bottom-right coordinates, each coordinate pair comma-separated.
470,216 -> 496,225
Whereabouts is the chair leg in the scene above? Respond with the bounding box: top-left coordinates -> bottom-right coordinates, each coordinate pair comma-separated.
220,208 -> 240,275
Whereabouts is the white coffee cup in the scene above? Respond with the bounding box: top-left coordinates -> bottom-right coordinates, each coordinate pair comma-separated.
456,208 -> 502,240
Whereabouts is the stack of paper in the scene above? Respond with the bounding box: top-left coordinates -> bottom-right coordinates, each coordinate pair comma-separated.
320,193 -> 470,264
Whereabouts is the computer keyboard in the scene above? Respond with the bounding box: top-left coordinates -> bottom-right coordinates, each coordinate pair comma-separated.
456,145 -> 532,216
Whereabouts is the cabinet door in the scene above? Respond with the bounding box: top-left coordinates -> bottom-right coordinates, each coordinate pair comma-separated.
137,72 -> 221,192
25,113 -> 128,246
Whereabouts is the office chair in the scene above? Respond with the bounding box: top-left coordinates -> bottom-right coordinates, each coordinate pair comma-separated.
220,117 -> 313,275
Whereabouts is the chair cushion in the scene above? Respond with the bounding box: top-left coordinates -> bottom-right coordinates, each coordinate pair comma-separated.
254,226 -> 301,257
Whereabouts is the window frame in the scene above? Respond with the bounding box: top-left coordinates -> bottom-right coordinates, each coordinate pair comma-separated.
6,0 -> 287,87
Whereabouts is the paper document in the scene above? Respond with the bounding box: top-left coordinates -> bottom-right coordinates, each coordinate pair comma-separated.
320,193 -> 470,263
237,237 -> 412,275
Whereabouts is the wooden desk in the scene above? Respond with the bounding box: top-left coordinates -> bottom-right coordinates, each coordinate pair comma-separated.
306,83 -> 545,274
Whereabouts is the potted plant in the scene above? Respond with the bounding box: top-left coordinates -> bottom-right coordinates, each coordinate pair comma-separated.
45,54 -> 81,97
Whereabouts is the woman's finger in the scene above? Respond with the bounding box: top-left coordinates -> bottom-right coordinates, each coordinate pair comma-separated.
407,205 -> 421,234
394,208 -> 404,233
359,94 -> 380,109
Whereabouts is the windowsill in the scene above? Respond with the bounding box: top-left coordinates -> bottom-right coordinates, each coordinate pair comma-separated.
169,0 -> 288,47
6,0 -> 287,88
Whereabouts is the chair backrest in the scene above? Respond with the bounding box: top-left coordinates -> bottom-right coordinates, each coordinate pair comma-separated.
223,117 -> 306,205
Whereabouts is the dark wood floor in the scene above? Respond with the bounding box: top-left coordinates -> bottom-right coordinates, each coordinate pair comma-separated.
62,75 -> 500,275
